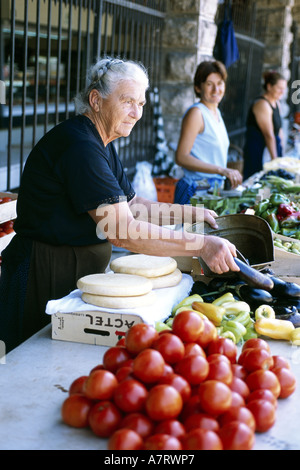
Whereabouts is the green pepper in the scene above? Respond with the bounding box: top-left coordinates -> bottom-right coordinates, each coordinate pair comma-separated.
266,213 -> 280,232
280,228 -> 298,237
255,199 -> 269,216
269,193 -> 290,206
233,310 -> 251,326
243,324 -> 258,341
222,320 -> 247,344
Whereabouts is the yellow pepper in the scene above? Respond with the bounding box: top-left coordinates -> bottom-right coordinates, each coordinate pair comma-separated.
171,294 -> 203,315
192,301 -> 225,326
212,292 -> 235,306
254,317 -> 295,341
221,301 -> 250,315
174,306 -> 206,320
255,305 -> 276,320
291,328 -> 300,346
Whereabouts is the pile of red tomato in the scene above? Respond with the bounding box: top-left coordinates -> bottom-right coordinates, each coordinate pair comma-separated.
0,220 -> 14,238
61,310 -> 296,450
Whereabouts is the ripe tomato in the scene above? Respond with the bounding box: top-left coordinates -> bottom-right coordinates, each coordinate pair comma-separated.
2,197 -> 12,203
246,398 -> 276,432
207,353 -> 231,365
174,354 -> 209,385
246,388 -> 277,408
158,373 -> 191,402
125,323 -> 158,355
196,317 -> 217,348
154,419 -> 186,439
61,394 -> 93,428
144,434 -> 182,450
114,365 -> 134,382
83,369 -> 118,400
229,376 -> 250,401
183,413 -> 220,433
231,363 -> 247,380
108,429 -> 143,450
206,337 -> 237,364
171,310 -> 204,343
68,375 -> 88,395
206,355 -> 233,385
180,394 -> 203,421
152,332 -> 185,364
184,342 -> 206,358
132,348 -> 165,383
113,378 -> 148,413
145,384 -> 183,421
219,406 -> 256,432
242,337 -> 271,353
219,421 -> 255,450
271,355 -> 291,371
246,369 -> 281,398
88,400 -> 122,437
230,391 -> 245,408
119,412 -> 154,438
238,347 -> 273,372
272,367 -> 296,398
181,428 -> 223,450
102,346 -> 132,373
198,380 -> 232,416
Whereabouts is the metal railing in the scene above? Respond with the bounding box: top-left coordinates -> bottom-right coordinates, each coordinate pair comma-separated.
0,0 -> 166,191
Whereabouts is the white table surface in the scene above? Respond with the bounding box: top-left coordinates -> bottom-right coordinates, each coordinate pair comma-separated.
1,325 -> 300,450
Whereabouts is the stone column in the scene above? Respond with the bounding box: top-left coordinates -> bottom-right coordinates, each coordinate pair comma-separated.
160,0 -> 219,149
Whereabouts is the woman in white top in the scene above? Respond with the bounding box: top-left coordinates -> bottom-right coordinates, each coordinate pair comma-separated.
174,60 -> 243,204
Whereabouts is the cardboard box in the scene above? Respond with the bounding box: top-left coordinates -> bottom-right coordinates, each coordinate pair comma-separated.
52,310 -> 144,346
271,233 -> 300,276
0,192 -> 17,224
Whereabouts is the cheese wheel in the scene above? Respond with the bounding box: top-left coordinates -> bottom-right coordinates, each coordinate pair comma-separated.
77,273 -> 153,297
81,290 -> 157,309
110,254 -> 177,278
151,268 -> 182,289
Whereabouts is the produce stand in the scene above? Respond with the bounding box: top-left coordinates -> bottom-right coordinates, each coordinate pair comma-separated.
0,324 -> 300,451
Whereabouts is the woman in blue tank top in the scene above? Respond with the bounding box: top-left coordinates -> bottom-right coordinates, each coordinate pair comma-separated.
174,60 -> 243,204
243,71 -> 287,180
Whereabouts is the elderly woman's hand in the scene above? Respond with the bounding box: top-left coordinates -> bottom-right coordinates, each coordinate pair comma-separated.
199,235 -> 240,275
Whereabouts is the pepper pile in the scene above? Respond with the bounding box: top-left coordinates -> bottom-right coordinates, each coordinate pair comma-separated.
254,193 -> 300,238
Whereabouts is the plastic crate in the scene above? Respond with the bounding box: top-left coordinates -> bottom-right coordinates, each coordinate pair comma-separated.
153,177 -> 178,203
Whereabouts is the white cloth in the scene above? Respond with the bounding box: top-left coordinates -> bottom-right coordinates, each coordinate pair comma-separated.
46,273 -> 194,326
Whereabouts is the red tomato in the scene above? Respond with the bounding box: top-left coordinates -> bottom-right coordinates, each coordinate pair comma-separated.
161,363 -> 174,380
183,413 -> 220,433
174,354 -> 209,386
152,332 -> 185,364
68,375 -> 88,395
83,369 -> 118,400
88,400 -> 122,437
158,373 -> 191,403
229,376 -> 250,400
125,323 -> 158,355
144,434 -> 182,450
242,337 -> 271,353
154,419 -> 186,439
231,363 -> 247,380
145,384 -> 183,421
206,355 -> 233,385
246,398 -> 276,432
102,346 -> 132,373
181,428 -> 223,450
184,342 -> 206,358
0,232 -> 6,237
119,412 -> 154,438
89,364 -> 104,373
61,394 -> 93,428
114,366 -> 134,382
108,429 -> 143,450
207,353 -> 231,365
180,395 -> 203,421
171,310 -> 204,343
2,197 -> 12,203
198,380 -> 232,416
116,337 -> 126,346
238,347 -> 273,372
206,337 -> 237,364
272,367 -> 296,398
113,378 -> 148,413
219,421 -> 255,450
271,355 -> 291,371
132,348 -> 165,383
196,317 -> 217,348
219,406 -> 256,432
230,391 -> 246,408
246,369 -> 281,398
246,388 -> 278,408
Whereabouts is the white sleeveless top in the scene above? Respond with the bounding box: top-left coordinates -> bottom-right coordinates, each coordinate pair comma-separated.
182,102 -> 229,185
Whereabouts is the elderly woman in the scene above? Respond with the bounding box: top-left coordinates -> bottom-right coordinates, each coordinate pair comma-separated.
0,57 -> 239,352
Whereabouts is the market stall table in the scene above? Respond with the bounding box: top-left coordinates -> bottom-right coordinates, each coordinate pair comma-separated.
1,325 -> 300,450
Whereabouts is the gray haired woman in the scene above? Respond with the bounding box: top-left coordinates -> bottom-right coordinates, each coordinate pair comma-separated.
0,57 -> 239,352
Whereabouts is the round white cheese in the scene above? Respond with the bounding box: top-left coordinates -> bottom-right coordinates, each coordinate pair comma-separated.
81,290 -> 157,309
150,268 -> 182,289
110,254 -> 177,278
77,272 -> 153,297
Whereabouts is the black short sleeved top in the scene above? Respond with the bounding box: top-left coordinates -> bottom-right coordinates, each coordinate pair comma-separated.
14,115 -> 135,246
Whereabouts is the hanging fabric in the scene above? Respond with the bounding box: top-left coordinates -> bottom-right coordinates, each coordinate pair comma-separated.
213,1 -> 240,68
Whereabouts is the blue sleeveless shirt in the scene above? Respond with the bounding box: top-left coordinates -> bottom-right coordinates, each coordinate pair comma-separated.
182,102 -> 230,185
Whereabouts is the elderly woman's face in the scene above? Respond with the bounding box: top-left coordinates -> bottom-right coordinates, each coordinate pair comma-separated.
99,80 -> 147,140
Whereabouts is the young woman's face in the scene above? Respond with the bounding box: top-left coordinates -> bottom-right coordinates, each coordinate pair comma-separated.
196,72 -> 226,106
268,79 -> 287,101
